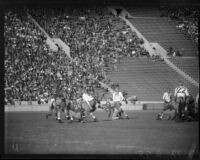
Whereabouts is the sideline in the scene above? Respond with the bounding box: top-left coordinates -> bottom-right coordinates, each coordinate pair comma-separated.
4,101 -> 164,112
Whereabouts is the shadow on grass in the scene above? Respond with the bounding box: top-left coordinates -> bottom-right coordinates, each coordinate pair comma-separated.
51,116 -> 140,124
101,116 -> 139,121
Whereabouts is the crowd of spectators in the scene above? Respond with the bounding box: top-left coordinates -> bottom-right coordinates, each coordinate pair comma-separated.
160,6 -> 199,44
5,9 -> 49,103
30,6 -> 149,58
5,6 -> 149,104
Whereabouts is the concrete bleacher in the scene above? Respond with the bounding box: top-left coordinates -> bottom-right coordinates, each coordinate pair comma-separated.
105,7 -> 199,102
126,7 -> 161,17
169,57 -> 199,82
128,17 -> 198,57
107,57 -> 199,101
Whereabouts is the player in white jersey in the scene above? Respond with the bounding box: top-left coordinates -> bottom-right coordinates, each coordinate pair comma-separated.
174,82 -> 189,120
50,97 -> 55,106
195,92 -> 199,120
82,91 -> 94,110
157,88 -> 176,120
46,95 -> 56,119
195,92 -> 199,111
82,89 -> 97,121
112,86 -> 129,120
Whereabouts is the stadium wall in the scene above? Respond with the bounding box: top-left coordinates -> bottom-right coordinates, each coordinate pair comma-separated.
4,101 -> 164,112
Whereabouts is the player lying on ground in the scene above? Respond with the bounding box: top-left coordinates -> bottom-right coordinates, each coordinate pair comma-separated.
156,88 -> 177,120
74,90 -> 105,123
101,98 -> 129,120
65,99 -> 83,122
157,94 -> 197,121
46,91 -> 101,123
63,96 -> 103,123
68,90 -> 128,123
156,104 -> 176,120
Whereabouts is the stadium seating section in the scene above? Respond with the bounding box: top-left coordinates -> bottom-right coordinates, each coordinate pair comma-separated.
107,57 -> 198,101
129,18 -> 198,57
169,57 -> 199,82
4,6 -> 199,103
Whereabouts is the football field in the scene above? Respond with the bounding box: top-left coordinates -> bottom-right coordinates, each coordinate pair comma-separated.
4,110 -> 199,157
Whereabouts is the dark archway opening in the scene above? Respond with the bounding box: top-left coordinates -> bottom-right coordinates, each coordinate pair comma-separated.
115,8 -> 122,16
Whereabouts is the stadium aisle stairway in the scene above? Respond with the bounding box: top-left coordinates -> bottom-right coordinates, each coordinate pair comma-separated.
125,6 -> 161,17
104,7 -> 199,102
125,7 -> 198,57
169,57 -> 199,82
27,11 -> 114,98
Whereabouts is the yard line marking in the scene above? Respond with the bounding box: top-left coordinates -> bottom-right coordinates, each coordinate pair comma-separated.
115,144 -> 166,154
64,140 -> 80,144
64,140 -> 93,145
63,140 -> 191,154
116,145 -> 137,148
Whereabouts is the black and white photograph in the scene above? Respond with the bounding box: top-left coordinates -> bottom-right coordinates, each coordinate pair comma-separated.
3,0 -> 199,159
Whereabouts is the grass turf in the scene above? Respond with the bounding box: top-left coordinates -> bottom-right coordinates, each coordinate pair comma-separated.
4,110 -> 198,155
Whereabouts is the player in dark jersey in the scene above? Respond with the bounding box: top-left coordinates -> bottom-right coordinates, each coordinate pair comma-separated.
174,82 -> 189,121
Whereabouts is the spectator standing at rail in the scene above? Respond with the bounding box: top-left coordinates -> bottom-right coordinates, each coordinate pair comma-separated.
174,81 -> 189,121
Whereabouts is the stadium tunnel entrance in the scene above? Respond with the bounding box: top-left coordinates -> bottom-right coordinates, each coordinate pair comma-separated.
115,8 -> 122,16
111,7 -> 129,18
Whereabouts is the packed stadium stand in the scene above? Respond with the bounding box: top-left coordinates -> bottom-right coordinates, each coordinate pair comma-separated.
4,2 -> 199,105
4,6 -> 149,103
